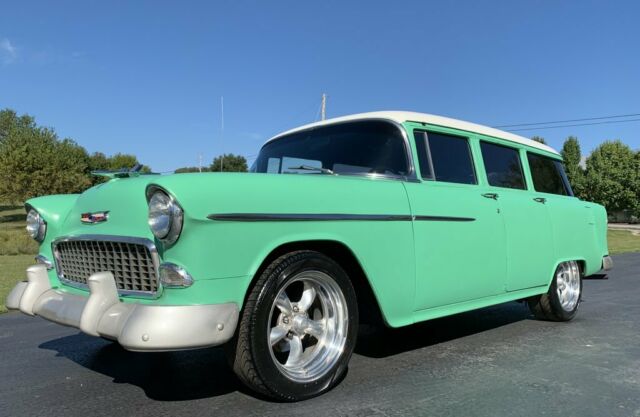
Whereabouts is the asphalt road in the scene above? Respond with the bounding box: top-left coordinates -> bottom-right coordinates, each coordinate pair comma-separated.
1,253 -> 639,417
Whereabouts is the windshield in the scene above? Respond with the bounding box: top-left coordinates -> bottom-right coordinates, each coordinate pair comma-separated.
253,120 -> 410,178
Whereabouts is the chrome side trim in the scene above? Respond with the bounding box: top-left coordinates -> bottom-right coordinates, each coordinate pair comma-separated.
413,215 -> 476,222
208,213 -> 412,222
208,213 -> 476,222
51,234 -> 162,299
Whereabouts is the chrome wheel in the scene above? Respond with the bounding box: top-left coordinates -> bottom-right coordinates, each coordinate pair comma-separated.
555,261 -> 581,311
268,270 -> 348,383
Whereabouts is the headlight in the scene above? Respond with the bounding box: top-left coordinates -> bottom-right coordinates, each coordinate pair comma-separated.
147,189 -> 183,245
26,209 -> 46,242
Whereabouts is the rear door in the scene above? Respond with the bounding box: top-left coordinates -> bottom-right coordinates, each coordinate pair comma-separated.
478,140 -> 554,291
405,128 -> 506,310
525,152 -> 601,271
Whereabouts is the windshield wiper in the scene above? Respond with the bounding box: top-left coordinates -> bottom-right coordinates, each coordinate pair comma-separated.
287,165 -> 335,175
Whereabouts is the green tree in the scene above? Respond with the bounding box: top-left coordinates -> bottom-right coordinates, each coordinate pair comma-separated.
0,110 -> 91,203
583,140 -> 639,216
88,152 -> 151,184
0,109 -> 36,144
531,136 -> 547,144
107,153 -> 139,170
210,153 -> 248,172
175,166 -> 210,173
88,152 -> 110,171
560,136 -> 585,197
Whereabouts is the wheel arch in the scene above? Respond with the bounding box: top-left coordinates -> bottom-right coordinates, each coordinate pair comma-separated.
243,239 -> 387,327
546,257 -> 587,288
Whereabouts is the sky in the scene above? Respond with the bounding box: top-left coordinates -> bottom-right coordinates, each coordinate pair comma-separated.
1,0 -> 639,172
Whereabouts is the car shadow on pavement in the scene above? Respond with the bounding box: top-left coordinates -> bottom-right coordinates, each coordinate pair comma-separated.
356,301 -> 532,358
37,301 -> 532,401
39,335 -> 242,401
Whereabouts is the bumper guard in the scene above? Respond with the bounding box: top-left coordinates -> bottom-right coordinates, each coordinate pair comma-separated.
6,264 -> 239,351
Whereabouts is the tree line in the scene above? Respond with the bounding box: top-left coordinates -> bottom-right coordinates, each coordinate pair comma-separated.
560,137 -> 639,220
175,153 -> 248,174
1,108 -> 637,220
0,109 -> 151,204
0,109 -> 248,204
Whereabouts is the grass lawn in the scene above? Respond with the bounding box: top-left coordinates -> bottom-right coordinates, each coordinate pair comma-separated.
1,204 -> 38,313
0,202 -> 639,313
608,229 -> 640,255
1,205 -> 38,255
0,254 -> 33,313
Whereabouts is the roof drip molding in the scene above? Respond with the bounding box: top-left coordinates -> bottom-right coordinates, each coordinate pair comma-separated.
267,111 -> 560,155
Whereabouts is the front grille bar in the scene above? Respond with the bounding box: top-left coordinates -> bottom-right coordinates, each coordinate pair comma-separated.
52,235 -> 161,298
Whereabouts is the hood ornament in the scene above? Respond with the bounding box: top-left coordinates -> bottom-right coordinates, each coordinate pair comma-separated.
81,211 -> 109,224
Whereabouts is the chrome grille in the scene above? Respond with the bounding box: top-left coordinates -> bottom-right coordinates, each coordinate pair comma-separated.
53,236 -> 160,295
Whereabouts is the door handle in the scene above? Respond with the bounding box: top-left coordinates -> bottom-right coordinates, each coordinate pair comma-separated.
482,193 -> 499,200
533,197 -> 547,204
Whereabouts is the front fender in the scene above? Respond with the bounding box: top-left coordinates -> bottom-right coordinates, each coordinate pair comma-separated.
147,173 -> 416,327
26,194 -> 80,260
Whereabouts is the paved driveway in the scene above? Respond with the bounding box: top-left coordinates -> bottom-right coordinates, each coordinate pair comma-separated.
1,253 -> 639,417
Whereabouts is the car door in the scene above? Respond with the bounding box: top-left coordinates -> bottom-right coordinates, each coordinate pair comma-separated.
526,152 -> 601,271
478,140 -> 554,291
405,128 -> 507,311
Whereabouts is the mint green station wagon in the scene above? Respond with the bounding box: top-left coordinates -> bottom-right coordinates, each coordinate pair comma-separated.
7,111 -> 612,400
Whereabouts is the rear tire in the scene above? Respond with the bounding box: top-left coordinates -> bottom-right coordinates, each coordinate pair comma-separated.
528,260 -> 582,322
227,250 -> 358,401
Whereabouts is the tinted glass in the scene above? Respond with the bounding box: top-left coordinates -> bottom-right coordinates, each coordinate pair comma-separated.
254,121 -> 409,177
414,131 -> 476,184
527,152 -> 571,195
480,141 -> 526,189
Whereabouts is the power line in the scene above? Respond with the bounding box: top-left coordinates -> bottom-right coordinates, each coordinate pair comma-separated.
494,112 -> 640,128
507,118 -> 640,132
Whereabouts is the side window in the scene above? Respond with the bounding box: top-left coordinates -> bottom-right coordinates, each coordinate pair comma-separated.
527,153 -> 573,196
480,141 -> 526,190
413,131 -> 476,184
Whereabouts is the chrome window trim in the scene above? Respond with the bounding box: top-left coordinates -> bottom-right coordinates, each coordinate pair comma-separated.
257,118 -> 418,182
51,234 -> 162,299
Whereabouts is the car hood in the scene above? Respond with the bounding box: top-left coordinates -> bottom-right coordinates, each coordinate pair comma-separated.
56,176 -> 157,239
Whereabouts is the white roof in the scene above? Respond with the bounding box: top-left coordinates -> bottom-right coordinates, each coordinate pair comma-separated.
269,111 -> 560,155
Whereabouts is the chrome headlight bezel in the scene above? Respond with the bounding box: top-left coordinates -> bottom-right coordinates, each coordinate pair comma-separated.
26,208 -> 47,242
146,187 -> 183,246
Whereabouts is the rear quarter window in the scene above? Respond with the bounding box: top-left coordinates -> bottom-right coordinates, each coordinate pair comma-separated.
527,152 -> 573,196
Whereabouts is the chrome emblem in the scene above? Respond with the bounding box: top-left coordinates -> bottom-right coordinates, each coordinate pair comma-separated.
81,211 -> 109,224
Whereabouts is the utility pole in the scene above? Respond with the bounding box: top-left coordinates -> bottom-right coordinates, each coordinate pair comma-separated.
321,93 -> 326,121
220,96 -> 224,172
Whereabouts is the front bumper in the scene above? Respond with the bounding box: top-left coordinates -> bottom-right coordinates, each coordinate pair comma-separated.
602,255 -> 613,271
6,264 -> 239,351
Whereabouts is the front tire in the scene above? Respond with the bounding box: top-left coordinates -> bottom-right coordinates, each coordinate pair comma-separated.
227,250 -> 358,401
528,260 -> 582,321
